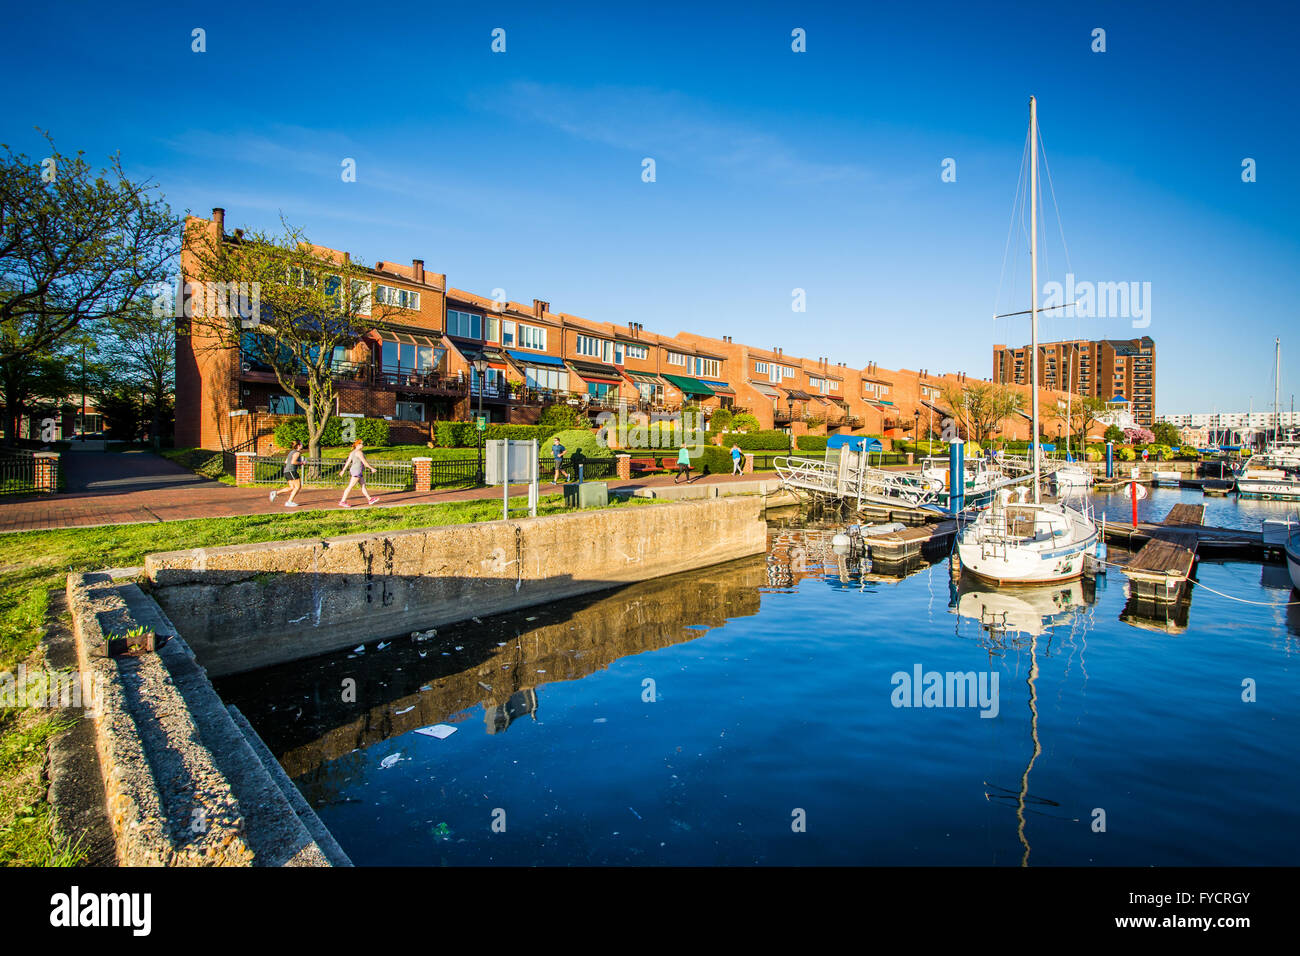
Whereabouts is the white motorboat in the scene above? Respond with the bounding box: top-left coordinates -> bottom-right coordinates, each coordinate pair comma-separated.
1052,463 -> 1093,490
956,97 -> 1099,585
1153,470 -> 1181,487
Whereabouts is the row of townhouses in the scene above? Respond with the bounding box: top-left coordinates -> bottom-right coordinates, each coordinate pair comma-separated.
177,208 -> 1077,452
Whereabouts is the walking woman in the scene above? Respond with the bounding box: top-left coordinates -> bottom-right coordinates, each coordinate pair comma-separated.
270,441 -> 304,507
674,445 -> 693,483
338,439 -> 378,507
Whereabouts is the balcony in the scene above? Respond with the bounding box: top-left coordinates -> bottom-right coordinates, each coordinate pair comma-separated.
240,353 -> 471,399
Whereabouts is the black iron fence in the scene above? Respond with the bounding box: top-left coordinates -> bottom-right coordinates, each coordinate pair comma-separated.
251,455 -> 415,490
0,449 -> 39,495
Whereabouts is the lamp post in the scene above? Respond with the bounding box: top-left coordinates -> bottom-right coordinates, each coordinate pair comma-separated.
472,356 -> 489,484
913,409 -> 920,449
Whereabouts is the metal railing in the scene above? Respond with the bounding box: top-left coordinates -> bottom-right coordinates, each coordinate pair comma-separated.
0,449 -> 39,495
251,455 -> 415,490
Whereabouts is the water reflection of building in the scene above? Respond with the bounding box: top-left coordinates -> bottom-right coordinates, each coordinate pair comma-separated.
485,688 -> 538,734
220,556 -> 767,781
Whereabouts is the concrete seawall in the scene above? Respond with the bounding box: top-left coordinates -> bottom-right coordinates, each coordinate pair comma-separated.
145,496 -> 768,677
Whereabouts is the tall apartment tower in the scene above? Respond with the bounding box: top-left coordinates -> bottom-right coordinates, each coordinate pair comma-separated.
993,335 -> 1155,426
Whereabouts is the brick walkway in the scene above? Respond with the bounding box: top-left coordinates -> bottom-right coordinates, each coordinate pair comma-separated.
0,450 -> 770,533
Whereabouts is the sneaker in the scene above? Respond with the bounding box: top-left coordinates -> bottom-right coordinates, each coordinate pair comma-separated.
285,501 -> 299,507
367,496 -> 378,505
269,490 -> 277,502
338,501 -> 351,508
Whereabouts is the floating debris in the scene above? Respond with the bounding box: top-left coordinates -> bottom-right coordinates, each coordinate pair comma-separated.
395,706 -> 414,715
377,641 -> 390,650
415,724 -> 458,739
629,807 -> 642,820
353,645 -> 365,654
380,753 -> 403,769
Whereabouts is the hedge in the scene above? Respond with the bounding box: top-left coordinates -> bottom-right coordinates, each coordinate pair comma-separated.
432,421 -> 566,447
796,435 -> 828,452
724,430 -> 792,451
273,416 -> 389,450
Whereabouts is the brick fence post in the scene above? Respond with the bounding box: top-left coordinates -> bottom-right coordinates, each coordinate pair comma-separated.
907,452 -> 914,465
412,457 -> 432,492
744,453 -> 754,475
235,451 -> 256,486
616,454 -> 631,481
33,452 -> 59,492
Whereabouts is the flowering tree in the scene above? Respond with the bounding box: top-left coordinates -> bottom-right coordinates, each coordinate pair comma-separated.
1124,426 -> 1155,445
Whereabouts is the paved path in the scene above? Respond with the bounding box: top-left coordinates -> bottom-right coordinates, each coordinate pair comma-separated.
0,450 -> 772,533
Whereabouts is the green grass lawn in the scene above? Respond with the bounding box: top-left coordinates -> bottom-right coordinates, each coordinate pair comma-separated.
0,491 -> 653,866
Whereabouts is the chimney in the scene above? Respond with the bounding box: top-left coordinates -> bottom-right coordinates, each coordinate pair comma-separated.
212,207 -> 225,235
533,299 -> 548,318
412,259 -> 425,283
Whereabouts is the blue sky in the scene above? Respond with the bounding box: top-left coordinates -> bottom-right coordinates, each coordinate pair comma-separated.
5,0 -> 1298,414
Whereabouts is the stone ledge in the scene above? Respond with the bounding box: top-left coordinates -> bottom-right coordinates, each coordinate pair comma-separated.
65,573 -> 343,866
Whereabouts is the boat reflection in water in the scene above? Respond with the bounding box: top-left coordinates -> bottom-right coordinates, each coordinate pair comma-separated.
766,525 -> 928,590
217,556 -> 768,785
949,577 -> 1096,865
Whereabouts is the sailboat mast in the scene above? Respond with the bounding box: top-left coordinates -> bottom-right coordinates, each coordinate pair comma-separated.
1030,95 -> 1041,503
1275,337 -> 1281,445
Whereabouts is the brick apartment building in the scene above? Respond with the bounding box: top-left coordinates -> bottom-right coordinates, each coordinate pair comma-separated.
176,207 -> 1070,451
993,336 -> 1155,426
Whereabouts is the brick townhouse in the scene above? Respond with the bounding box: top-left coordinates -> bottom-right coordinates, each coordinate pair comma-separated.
176,207 -> 1070,451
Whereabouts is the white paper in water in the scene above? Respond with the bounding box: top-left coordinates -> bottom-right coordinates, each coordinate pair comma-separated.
415,724 -> 457,739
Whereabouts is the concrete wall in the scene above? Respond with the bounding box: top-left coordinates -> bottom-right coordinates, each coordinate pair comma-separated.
145,496 -> 767,677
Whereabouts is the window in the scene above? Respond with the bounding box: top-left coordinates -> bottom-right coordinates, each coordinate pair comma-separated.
688,357 -> 720,378
575,334 -> 606,358
485,315 -> 500,343
525,367 -> 569,391
626,344 -> 648,360
381,338 -> 442,372
376,285 -> 420,311
502,321 -> 516,347
613,342 -> 624,365
754,361 -> 769,374
517,324 -> 546,351
268,394 -> 299,415
666,351 -> 686,366
396,401 -> 425,422
586,381 -> 615,401
447,309 -> 481,338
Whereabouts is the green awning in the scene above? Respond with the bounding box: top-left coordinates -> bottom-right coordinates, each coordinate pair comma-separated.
661,374 -> 715,397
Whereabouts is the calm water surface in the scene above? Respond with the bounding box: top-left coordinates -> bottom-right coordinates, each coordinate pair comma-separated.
220,488 -> 1300,866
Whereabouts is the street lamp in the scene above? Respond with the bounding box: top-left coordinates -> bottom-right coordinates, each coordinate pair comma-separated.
472,356 -> 489,484
913,409 -> 920,447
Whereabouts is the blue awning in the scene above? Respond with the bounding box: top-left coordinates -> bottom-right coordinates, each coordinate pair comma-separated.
827,434 -> 883,453
507,350 -> 565,366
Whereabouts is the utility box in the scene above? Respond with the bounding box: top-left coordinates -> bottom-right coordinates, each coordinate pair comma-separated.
485,439 -> 537,485
564,481 -> 608,509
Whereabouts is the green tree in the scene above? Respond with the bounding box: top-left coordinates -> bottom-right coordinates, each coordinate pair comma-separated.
0,135 -> 177,369
1103,424 -> 1124,443
96,297 -> 175,449
938,381 -> 1026,444
1151,421 -> 1181,446
730,412 -> 761,431
538,403 -> 583,429
183,219 -> 400,459
0,347 -> 75,442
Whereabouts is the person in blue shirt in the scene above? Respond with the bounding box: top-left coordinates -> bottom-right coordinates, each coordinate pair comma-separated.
550,437 -> 570,483
730,443 -> 743,476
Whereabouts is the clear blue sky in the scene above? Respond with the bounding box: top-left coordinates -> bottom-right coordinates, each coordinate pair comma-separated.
5,0 -> 1297,414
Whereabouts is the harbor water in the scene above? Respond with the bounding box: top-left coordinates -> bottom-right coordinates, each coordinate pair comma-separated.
219,487 -> 1300,866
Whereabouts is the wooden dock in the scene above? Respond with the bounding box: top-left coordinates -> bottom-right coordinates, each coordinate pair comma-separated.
861,519 -> 958,562
1119,503 -> 1204,604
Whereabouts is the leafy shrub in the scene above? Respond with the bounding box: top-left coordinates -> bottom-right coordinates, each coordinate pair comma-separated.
548,428 -> 607,459
796,435 -> 828,452
273,416 -> 342,449
538,404 -> 584,429
354,417 -> 389,446
709,407 -> 733,431
730,413 -> 761,431
433,420 -> 568,447
727,430 -> 791,451
1103,425 -> 1124,443
1118,446 -> 1136,461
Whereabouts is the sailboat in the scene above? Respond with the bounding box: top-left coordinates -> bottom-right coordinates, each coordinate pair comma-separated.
956,96 -> 1099,585
1235,339 -> 1300,500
